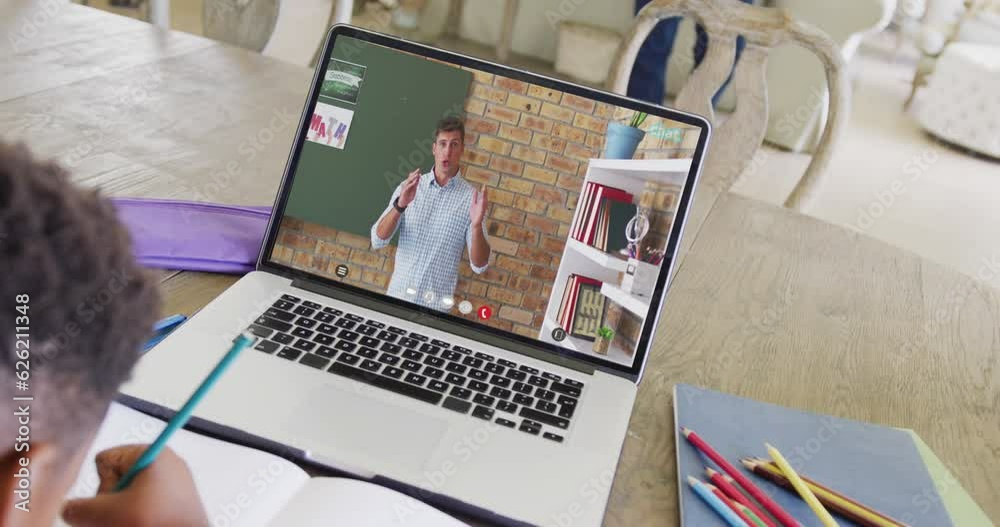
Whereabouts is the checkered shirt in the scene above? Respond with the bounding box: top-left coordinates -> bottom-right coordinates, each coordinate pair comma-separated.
371,170 -> 489,311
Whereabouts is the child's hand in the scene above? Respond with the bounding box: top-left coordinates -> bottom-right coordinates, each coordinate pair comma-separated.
62,445 -> 209,527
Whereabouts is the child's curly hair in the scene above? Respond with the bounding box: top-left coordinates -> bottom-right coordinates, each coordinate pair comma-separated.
0,141 -> 160,445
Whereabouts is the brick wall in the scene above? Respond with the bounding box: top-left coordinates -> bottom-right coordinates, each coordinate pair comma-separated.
272,217 -> 395,290
271,55 -> 697,350
449,67 -> 617,338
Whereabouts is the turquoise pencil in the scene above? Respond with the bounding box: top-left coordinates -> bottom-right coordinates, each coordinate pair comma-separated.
114,333 -> 256,491
688,476 -> 750,527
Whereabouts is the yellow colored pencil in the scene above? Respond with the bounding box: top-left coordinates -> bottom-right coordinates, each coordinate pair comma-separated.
766,443 -> 840,527
746,459 -> 904,527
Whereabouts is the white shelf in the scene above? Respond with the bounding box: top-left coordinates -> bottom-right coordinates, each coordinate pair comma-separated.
542,155 -> 695,366
587,157 -> 692,173
566,238 -> 628,272
539,318 -> 634,366
585,158 -> 690,195
601,282 -> 650,318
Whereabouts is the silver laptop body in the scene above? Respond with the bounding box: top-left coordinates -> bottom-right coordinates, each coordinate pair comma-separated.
123,25 -> 710,527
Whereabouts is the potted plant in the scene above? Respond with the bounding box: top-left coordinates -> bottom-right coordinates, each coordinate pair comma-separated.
593,326 -> 614,355
603,111 -> 647,159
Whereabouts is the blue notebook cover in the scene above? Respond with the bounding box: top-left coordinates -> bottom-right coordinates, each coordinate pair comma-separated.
674,384 -> 953,527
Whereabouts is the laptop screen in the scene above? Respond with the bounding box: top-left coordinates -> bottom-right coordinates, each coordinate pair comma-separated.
266,33 -> 705,372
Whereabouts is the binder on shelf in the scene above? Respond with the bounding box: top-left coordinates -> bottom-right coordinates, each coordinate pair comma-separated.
594,203 -> 607,250
572,182 -> 634,250
557,274 -> 603,333
582,185 -> 632,246
596,199 -> 634,254
571,182 -> 598,240
558,275 -> 580,330
556,274 -> 577,330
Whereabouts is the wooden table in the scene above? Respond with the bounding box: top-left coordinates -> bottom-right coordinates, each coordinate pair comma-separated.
3,3 -> 997,524
139,0 -> 353,29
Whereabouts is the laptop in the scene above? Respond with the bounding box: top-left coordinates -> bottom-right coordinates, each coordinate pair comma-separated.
122,25 -> 710,526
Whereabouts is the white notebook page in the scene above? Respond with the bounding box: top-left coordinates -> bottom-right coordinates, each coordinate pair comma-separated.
59,403 -> 310,527
268,477 -> 468,526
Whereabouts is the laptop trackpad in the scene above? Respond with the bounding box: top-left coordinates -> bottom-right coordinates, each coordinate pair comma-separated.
286,383 -> 449,474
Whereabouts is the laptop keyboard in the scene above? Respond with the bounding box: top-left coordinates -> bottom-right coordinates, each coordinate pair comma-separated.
245,294 -> 586,443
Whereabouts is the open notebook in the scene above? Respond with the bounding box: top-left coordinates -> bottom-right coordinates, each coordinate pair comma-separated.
60,403 -> 466,527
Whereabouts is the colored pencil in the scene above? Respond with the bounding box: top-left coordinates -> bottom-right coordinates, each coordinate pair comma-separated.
144,313 -> 188,351
766,444 -> 839,527
680,428 -> 800,527
707,467 -> 778,527
114,333 -> 256,491
709,483 -> 758,527
743,459 -> 906,527
688,476 -> 749,527
744,459 -> 874,526
760,459 -> 907,527
736,502 -> 770,527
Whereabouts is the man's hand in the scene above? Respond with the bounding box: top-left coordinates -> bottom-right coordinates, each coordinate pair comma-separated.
468,183 -> 491,269
470,184 -> 488,226
398,169 -> 421,208
374,170 -> 420,244
62,445 -> 209,527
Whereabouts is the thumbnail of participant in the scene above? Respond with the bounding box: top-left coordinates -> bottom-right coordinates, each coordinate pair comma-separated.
370,116 -> 492,311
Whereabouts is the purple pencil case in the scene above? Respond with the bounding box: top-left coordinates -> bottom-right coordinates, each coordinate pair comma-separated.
112,198 -> 272,274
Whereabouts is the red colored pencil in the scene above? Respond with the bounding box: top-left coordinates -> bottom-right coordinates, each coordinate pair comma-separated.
681,427 -> 800,527
709,483 -> 758,526
707,468 -> 778,527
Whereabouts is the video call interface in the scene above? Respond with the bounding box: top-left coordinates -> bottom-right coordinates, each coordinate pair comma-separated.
270,36 -> 702,368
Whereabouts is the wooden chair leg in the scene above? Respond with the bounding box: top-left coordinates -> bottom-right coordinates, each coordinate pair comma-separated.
497,0 -> 518,62
782,20 -> 849,211
444,0 -> 464,38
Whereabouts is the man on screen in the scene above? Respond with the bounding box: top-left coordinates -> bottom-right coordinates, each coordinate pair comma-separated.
371,116 -> 491,311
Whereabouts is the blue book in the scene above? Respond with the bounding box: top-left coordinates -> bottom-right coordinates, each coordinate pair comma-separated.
674,384 -> 953,526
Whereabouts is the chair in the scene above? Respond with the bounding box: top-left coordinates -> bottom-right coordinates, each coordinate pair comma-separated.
904,0 -> 1000,109
765,0 -> 891,152
608,0 -> 849,247
444,0 -> 520,61
203,0 -> 343,67
204,0 -> 279,54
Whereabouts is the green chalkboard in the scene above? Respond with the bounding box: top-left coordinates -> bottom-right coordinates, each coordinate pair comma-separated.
285,37 -> 473,239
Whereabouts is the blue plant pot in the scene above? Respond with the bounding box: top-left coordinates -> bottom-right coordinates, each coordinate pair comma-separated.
603,122 -> 646,159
